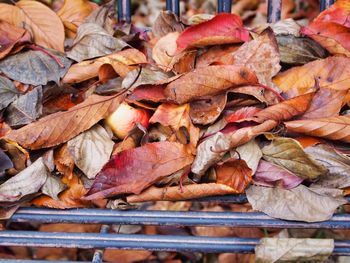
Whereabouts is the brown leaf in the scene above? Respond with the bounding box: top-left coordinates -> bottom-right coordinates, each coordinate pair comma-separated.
84,142 -> 194,200
0,0 -> 65,51
127,183 -> 238,203
152,11 -> 184,38
216,160 -> 253,193
54,144 -> 75,179
196,44 -> 239,68
63,49 -> 147,84
104,250 -> 152,263
285,116 -> 350,143
164,65 -> 258,104
5,93 -> 125,150
152,32 -> 179,71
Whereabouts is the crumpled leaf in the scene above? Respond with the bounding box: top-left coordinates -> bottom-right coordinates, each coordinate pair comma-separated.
255,238 -> 334,263
176,13 -> 249,52
196,44 -> 239,68
285,116 -> 350,143
232,28 -> 281,88
63,49 -> 146,83
85,142 -> 194,200
127,183 -> 238,203
305,144 -> 350,189
0,157 -> 48,202
5,93 -> 125,150
67,23 -> 128,62
271,18 -> 302,36
215,160 -> 253,193
0,149 -> 13,174
122,67 -> 171,90
254,160 -> 303,189
273,57 -> 350,96
0,0 -> 65,51
246,184 -> 346,222
231,139 -> 262,173
0,49 -> 72,86
6,86 -> 43,127
41,174 -> 66,200
152,11 -> 184,38
152,32 -> 179,71
84,1 -> 114,35
67,125 -> 114,179
0,76 -> 20,111
262,137 -> 327,180
57,0 -> 95,38
164,65 -> 258,104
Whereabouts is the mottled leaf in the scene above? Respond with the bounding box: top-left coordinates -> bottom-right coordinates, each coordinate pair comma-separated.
0,76 -> 20,111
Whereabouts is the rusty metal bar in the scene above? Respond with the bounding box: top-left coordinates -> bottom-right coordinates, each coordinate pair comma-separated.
166,0 -> 180,17
117,0 -> 131,22
267,0 -> 282,23
320,0 -> 335,11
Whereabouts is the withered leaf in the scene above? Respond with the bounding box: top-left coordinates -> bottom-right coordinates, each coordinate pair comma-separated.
84,1 -> 115,35
262,137 -> 327,180
67,125 -> 114,179
122,67 -> 171,90
84,142 -> 194,200
232,139 -> 262,173
6,86 -> 42,127
0,49 -> 72,86
152,32 -> 179,71
6,93 -> 125,150
246,184 -> 346,222
0,149 -> 13,174
152,11 -> 184,38
67,23 -> 128,62
164,65 -> 258,104
0,157 -> 48,202
41,174 -> 66,200
285,116 -> 350,143
0,76 -> 20,111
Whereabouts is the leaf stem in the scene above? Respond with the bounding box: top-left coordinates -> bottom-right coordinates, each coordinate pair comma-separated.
28,44 -> 65,68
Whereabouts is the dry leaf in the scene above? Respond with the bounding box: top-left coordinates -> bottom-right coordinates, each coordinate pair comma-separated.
152,32 -> 179,71
0,76 -> 20,111
85,142 -> 194,200
41,174 -> 66,200
6,93 -> 125,149
196,44 -> 239,68
152,11 -> 184,38
54,144 -> 75,179
0,0 -> 65,51
232,139 -> 262,173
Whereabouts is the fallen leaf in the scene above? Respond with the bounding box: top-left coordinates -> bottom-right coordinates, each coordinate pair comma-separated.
216,160 -> 253,193
128,85 -> 167,103
6,86 -> 43,127
164,65 -> 258,104
104,250 -> 152,263
196,44 -> 239,68
54,144 -> 75,179
315,0 -> 350,26
5,93 -> 125,150
152,32 -> 179,71
0,49 -> 72,86
0,149 -> 13,174
0,76 -> 20,111
63,49 -> 147,83
255,238 -> 334,263
0,157 -> 48,202
262,137 -> 327,180
66,23 -> 128,62
273,57 -> 350,95
84,1 -> 115,35
189,94 -> 227,125
225,107 -> 262,123
41,174 -> 66,200
152,11 -> 184,38
232,28 -> 281,88
122,67 -> 171,90
254,160 -> 303,189
176,13 -> 249,52
285,116 -> 350,143
85,142 -> 194,200
0,0 -> 65,51
246,184 -> 346,222
305,144 -> 350,188
300,88 -> 346,119
230,85 -> 279,106
232,139 -> 262,173
127,183 -> 238,203
57,0 -> 95,38
67,125 -> 114,179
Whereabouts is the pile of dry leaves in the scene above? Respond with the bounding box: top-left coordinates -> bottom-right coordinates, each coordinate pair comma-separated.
1,0 -> 350,251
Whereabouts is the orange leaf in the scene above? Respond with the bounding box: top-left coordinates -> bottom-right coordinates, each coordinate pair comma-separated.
84,142 -> 194,200
176,13 -> 249,51
294,136 -> 323,148
285,116 -> 350,143
315,0 -> 350,26
0,0 -> 65,51
54,144 -> 75,180
63,49 -> 147,83
216,160 -> 253,193
5,93 -> 125,149
196,44 -> 239,68
164,65 -> 258,104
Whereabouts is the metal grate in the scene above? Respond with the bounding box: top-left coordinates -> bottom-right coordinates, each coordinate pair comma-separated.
1,0 -> 341,262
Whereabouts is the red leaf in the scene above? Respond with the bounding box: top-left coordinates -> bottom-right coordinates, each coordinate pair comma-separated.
176,13 -> 249,52
225,107 -> 262,123
84,142 -> 194,200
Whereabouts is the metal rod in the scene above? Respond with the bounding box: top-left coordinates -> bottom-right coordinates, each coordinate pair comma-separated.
0,231 -> 350,255
217,0 -> 223,13
320,0 -> 335,11
91,225 -> 110,263
117,0 -> 131,23
10,208 -> 350,229
267,0 -> 282,23
222,0 -> 232,13
166,0 -> 180,17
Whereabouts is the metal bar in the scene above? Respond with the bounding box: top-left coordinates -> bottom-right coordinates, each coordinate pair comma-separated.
166,0 -> 180,17
117,0 -> 131,23
0,231 -> 350,255
10,208 -> 350,229
91,225 -> 110,263
320,0 -> 335,11
267,0 -> 282,23
222,0 -> 232,13
217,0 -> 223,13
